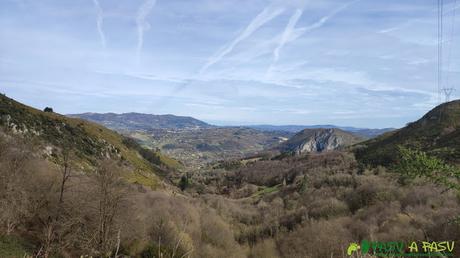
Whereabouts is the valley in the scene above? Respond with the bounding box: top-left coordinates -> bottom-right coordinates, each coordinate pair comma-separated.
71,113 -> 294,168
1,95 -> 460,257
70,112 -> 383,169
125,127 -> 291,169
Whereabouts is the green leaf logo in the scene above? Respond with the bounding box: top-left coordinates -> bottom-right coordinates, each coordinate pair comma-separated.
347,243 -> 360,256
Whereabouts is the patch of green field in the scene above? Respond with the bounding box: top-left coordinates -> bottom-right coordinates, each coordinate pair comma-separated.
251,184 -> 281,198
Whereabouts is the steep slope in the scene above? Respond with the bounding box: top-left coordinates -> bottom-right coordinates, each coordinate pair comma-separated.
0,94 -> 179,188
70,112 -> 212,131
276,128 -> 364,155
355,99 -> 460,165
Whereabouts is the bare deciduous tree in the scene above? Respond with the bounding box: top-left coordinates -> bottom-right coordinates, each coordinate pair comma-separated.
0,136 -> 30,235
40,149 -> 77,258
91,160 -> 126,256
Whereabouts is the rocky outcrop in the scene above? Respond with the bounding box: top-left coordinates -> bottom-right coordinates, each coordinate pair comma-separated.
277,128 -> 364,155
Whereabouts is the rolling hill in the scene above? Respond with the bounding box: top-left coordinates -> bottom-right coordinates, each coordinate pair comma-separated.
276,128 -> 364,155
69,112 -> 212,131
354,99 -> 460,165
0,94 -> 180,188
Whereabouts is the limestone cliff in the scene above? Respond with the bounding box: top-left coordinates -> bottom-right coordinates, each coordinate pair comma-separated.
277,128 -> 364,154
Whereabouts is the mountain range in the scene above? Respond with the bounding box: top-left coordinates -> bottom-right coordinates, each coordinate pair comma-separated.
70,112 -> 393,138
69,112 -> 212,131
67,112 -> 394,167
248,124 -> 394,138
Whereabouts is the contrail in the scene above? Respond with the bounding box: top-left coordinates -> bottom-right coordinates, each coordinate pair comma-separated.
92,0 -> 106,48
200,5 -> 285,74
136,0 -> 157,61
267,0 -> 360,75
267,8 -> 303,75
274,9 -> 303,63
302,0 -> 359,32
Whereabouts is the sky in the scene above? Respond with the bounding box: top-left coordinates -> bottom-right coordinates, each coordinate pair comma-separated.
0,0 -> 459,128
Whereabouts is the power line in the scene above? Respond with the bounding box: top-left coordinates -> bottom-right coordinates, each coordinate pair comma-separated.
445,0 -> 458,90
438,0 -> 459,104
437,0 -> 443,103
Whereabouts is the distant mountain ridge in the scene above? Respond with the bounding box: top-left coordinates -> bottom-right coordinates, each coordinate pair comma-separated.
71,113 -> 394,139
69,112 -> 212,131
276,128 -> 364,155
248,124 -> 394,138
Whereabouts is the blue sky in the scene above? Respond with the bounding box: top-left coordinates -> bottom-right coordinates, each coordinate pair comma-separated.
1,0 -> 459,128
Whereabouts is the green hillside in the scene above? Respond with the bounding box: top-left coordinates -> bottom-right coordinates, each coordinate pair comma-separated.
355,99 -> 460,166
0,94 -> 178,188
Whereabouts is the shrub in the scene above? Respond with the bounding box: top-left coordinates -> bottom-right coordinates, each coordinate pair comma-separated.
308,197 -> 350,219
43,107 -> 53,112
249,239 -> 279,258
277,218 -> 352,258
179,175 -> 190,191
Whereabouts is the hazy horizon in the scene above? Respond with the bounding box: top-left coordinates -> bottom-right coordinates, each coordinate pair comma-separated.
1,0 -> 459,128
